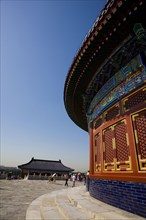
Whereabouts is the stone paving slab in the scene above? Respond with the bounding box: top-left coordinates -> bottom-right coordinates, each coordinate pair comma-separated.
0,179 -> 82,220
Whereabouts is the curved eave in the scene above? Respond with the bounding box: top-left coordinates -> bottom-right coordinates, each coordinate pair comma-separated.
64,0 -> 146,131
18,158 -> 74,172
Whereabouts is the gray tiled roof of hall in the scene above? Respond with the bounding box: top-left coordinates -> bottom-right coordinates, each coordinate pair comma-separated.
18,157 -> 74,173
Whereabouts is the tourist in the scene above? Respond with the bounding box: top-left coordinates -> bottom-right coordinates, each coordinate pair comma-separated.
86,170 -> 90,191
83,174 -> 86,185
72,174 -> 76,187
52,173 -> 56,182
64,174 -> 69,186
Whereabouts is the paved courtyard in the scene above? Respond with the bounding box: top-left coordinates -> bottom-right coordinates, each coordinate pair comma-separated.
0,179 -> 83,220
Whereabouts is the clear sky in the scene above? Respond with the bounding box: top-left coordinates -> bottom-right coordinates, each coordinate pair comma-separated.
1,0 -> 106,172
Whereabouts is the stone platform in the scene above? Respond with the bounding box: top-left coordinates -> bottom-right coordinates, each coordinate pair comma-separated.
26,186 -> 145,220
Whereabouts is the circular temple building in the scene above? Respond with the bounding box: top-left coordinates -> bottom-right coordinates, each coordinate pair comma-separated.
64,0 -> 146,218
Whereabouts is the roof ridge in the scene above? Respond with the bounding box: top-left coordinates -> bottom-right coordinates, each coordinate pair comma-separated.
32,158 -> 61,163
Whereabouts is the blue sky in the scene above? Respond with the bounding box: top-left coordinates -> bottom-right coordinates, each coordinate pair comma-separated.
1,0 -> 106,172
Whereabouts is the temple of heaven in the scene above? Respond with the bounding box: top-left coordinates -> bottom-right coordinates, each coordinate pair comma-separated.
64,0 -> 146,218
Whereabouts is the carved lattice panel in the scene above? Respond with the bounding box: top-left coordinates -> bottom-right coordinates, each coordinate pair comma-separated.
94,116 -> 102,130
103,120 -> 132,172
94,133 -> 101,172
123,87 -> 146,112
105,104 -> 120,122
114,120 -> 132,171
132,109 -> 146,171
103,127 -> 115,171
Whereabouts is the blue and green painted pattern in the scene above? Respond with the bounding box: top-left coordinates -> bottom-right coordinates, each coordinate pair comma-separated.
87,54 -> 146,123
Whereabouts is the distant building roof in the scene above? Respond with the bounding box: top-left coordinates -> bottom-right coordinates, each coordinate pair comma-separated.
18,158 -> 74,173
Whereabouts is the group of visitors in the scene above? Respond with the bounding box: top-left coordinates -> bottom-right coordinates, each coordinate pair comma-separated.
64,170 -> 90,188
64,174 -> 76,187
48,171 -> 90,189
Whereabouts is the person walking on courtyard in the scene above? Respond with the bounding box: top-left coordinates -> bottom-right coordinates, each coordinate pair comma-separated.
86,170 -> 90,191
83,174 -> 86,185
64,174 -> 69,186
72,174 -> 76,187
52,173 -> 56,182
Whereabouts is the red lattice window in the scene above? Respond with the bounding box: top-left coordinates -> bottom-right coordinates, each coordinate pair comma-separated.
103,120 -> 132,171
94,117 -> 102,129
124,88 -> 146,111
135,111 -> 146,159
94,133 -> 101,172
105,105 -> 120,122
96,134 -> 101,164
132,109 -> 146,171
104,128 -> 114,163
114,122 -> 129,162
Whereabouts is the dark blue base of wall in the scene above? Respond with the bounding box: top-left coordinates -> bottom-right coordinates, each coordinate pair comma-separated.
88,178 -> 146,218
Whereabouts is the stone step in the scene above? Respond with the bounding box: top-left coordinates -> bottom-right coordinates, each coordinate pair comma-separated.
26,186 -> 145,220
55,190 -> 93,220
26,195 -> 43,220
40,192 -> 64,220
67,187 -> 145,220
26,191 -> 64,220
